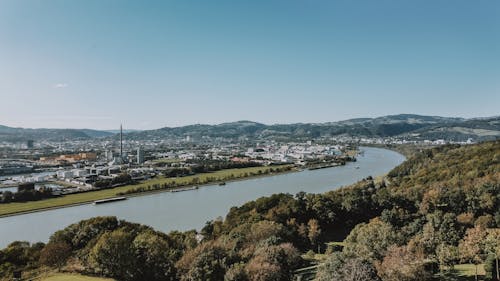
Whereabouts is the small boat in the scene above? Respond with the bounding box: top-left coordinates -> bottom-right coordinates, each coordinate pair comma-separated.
219,182 -> 226,186
355,166 -> 360,169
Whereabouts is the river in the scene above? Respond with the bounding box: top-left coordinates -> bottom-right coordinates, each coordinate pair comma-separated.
0,147 -> 405,248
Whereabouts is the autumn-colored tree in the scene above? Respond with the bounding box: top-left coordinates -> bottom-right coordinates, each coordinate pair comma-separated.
376,245 -> 433,281
245,243 -> 301,281
457,212 -> 475,226
307,219 -> 321,251
459,226 -> 488,281
315,252 -> 380,281
245,258 -> 282,281
239,220 -> 286,258
176,241 -> 230,281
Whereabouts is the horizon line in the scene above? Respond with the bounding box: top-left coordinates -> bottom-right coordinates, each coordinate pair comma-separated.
1,113 -> 498,131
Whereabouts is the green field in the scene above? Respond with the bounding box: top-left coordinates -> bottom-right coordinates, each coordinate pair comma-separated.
454,263 -> 486,278
435,264 -> 486,281
40,273 -> 114,281
151,158 -> 182,164
0,165 -> 292,216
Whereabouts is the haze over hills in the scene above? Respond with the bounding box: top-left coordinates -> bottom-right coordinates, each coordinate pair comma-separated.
0,114 -> 499,142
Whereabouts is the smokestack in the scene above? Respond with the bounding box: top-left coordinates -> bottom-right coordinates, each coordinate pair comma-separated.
120,124 -> 123,159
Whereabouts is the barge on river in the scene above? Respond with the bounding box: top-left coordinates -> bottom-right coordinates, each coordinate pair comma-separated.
93,197 -> 127,205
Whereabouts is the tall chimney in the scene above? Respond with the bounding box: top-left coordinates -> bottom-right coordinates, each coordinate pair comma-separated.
120,124 -> 123,159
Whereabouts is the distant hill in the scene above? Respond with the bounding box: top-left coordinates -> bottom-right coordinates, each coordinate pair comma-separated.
409,117 -> 500,140
0,126 -> 114,142
1,114 -> 499,142
104,129 -> 142,134
126,114 -> 500,142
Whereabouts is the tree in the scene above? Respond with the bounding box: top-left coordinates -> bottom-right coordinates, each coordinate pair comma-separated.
343,218 -> 399,262
459,226 -> 487,281
245,258 -> 282,281
376,245 -> 433,281
89,228 -> 136,280
484,229 -> 500,280
183,247 -> 228,281
315,252 -> 380,281
50,216 -> 120,250
485,253 -> 500,281
245,243 -> 301,281
132,231 -> 177,281
39,241 -> 72,269
417,212 -> 463,258
0,241 -> 44,278
436,243 -> 459,271
1,190 -> 13,203
176,241 -> 230,281
307,219 -> 321,251
2,241 -> 34,266
224,263 -> 248,281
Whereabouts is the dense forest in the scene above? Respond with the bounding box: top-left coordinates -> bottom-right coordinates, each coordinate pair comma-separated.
1,141 -> 499,280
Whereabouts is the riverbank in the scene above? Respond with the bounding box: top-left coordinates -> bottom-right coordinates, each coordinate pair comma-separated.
0,165 -> 295,217
0,147 -> 406,248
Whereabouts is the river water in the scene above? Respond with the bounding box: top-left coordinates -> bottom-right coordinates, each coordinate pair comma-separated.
0,147 -> 405,248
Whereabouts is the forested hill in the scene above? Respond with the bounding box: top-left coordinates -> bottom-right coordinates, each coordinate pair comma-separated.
0,125 -> 113,142
388,141 -> 499,198
2,114 -> 499,142
125,114 -> 500,142
1,141 -> 499,281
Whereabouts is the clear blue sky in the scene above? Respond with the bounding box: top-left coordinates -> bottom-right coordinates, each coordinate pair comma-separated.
1,0 -> 498,130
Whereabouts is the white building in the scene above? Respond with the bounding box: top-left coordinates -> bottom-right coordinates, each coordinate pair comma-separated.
73,169 -> 88,177
57,170 -> 74,179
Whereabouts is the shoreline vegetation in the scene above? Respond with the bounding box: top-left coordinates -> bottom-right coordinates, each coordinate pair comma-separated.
0,165 -> 296,217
